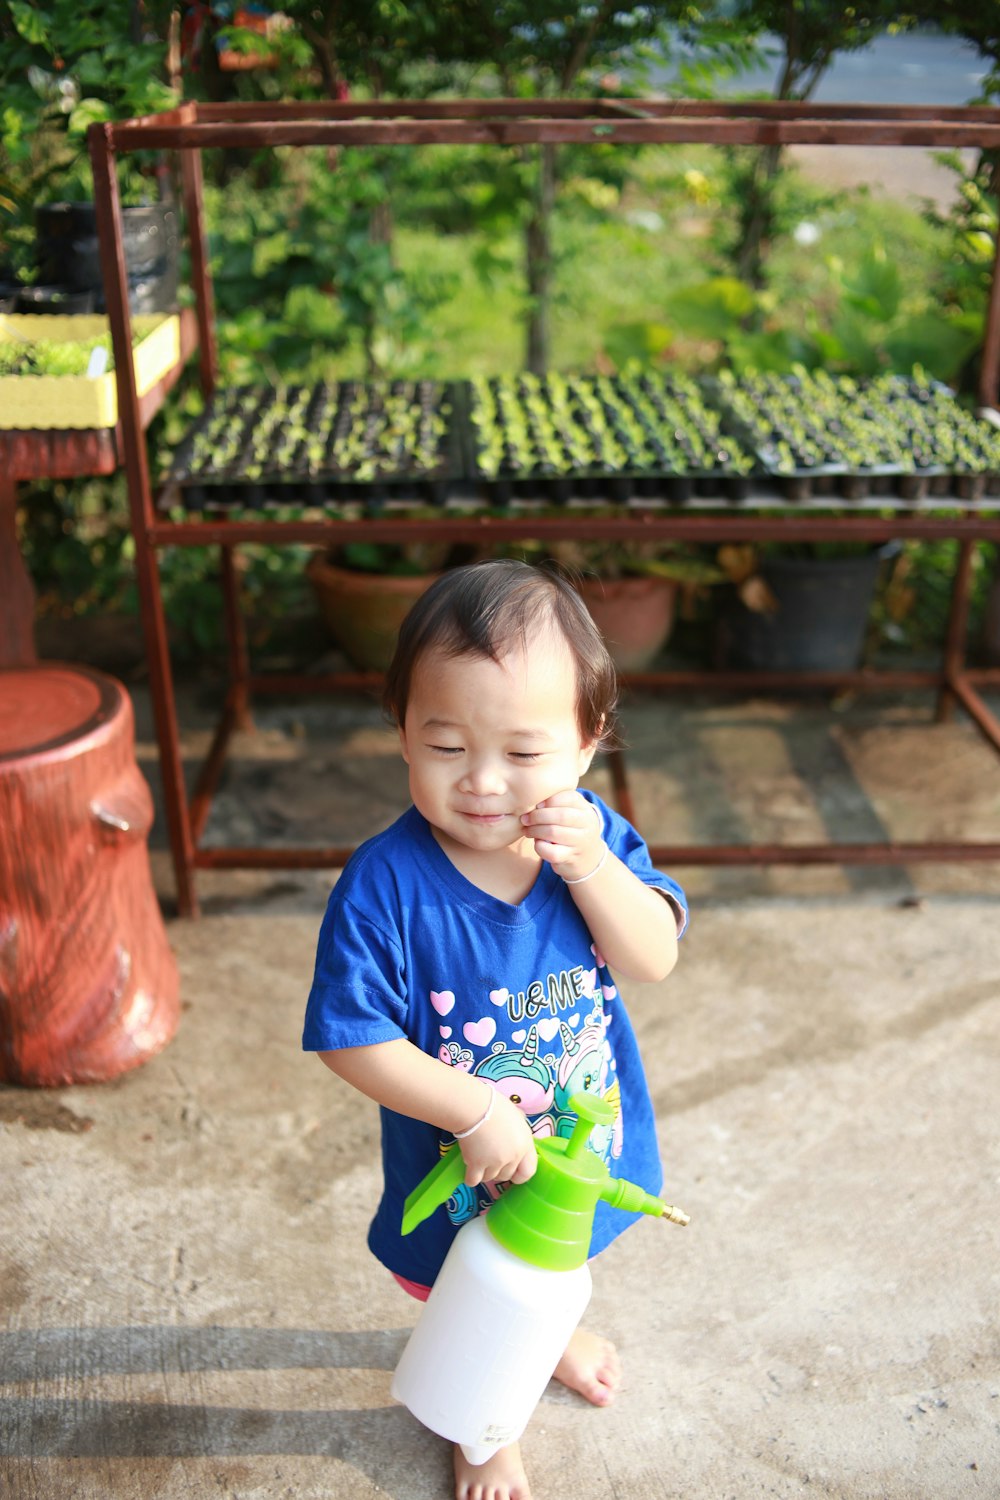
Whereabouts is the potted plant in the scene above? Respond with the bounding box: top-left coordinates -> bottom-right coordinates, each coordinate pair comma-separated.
715,540 -> 900,672
32,198 -> 179,315
506,529 -> 726,672
308,523 -> 489,673
707,366 -> 992,671
0,2 -> 179,312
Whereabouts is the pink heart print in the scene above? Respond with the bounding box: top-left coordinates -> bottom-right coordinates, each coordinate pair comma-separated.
430,990 -> 455,1016
463,1017 -> 497,1047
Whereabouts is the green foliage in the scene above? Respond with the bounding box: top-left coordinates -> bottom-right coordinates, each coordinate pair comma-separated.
335,536 -> 456,577
711,145 -> 839,279
668,276 -> 757,341
727,0 -> 915,97
602,319 -> 675,367
884,540 -> 997,657
0,323 -> 145,374
18,474 -> 135,615
582,165 -> 983,388
816,244 -> 982,381
447,1 -> 691,92
153,538 -> 316,660
211,0 -> 470,99
206,151 -> 458,379
715,3 -> 913,289
367,2 -> 713,369
919,150 -> 998,390
0,1 -> 174,278
9,1 -> 1000,661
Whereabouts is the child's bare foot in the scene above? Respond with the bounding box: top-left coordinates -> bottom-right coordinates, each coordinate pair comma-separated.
553,1327 -> 621,1406
454,1440 -> 531,1500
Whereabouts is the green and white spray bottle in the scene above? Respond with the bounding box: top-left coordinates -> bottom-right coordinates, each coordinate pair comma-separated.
391,1092 -> 688,1466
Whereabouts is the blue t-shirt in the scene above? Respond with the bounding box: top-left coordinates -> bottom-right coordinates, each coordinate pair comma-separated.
302,790 -> 687,1286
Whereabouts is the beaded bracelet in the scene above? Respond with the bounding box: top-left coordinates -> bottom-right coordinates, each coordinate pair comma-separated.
454,1085 -> 495,1139
562,843 -> 610,886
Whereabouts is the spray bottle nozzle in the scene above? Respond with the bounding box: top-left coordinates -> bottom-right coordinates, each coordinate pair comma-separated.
601,1175 -> 690,1225
560,1093 -> 689,1221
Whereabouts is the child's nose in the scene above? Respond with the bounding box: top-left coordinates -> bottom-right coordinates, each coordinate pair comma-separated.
458,758 -> 506,795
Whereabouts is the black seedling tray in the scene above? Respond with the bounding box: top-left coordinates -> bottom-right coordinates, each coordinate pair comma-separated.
165,371 -> 1000,512
709,372 -> 1000,502
465,372 -> 759,504
168,380 -> 466,509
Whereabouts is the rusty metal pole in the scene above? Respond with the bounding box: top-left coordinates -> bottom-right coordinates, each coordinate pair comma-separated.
89,121 -> 200,918
937,538 -> 978,724
176,103 -> 250,732
178,103 -> 218,400
220,541 -> 253,730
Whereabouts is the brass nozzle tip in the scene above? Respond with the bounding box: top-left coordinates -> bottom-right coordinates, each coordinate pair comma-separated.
662,1203 -> 690,1226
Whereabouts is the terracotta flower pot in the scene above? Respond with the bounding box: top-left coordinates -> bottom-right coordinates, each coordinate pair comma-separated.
576,574 -> 678,672
307,552 -> 442,672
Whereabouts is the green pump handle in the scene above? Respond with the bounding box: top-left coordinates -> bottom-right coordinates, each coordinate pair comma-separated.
401,1140 -> 468,1237
401,1092 -> 688,1266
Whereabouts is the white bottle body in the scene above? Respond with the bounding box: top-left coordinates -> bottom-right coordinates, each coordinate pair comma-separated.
391,1215 -> 592,1466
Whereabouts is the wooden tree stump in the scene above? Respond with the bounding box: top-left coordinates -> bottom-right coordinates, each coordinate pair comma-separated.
0,664 -> 179,1086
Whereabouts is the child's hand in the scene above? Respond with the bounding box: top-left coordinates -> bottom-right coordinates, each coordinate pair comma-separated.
458,1089 -> 537,1189
521,790 -> 605,882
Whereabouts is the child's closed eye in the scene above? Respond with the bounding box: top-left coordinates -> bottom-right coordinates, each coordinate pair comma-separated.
509,751 -> 543,763
428,744 -> 463,756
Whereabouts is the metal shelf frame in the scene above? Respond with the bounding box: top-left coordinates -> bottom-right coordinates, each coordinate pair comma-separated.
86,99 -> 1000,917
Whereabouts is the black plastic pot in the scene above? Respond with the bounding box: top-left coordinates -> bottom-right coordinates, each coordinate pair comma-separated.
721,544 -> 898,673
0,265 -> 21,311
15,284 -> 96,314
35,201 -> 179,313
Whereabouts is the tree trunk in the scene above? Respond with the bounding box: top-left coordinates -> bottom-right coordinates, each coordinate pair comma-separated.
0,665 -> 179,1085
524,143 -> 557,373
735,141 -> 784,290
734,38 -> 831,290
370,194 -> 394,250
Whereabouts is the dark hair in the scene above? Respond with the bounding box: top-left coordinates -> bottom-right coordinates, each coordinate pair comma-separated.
383,559 -> 618,747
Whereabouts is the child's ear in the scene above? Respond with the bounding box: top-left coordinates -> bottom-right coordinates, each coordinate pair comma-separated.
577,716 -> 604,774
398,723 -> 411,764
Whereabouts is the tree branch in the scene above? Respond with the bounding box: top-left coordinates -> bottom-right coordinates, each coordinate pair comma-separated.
560,0 -> 617,90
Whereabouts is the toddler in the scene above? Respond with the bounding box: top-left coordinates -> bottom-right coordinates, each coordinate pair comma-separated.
303,558 -> 687,1500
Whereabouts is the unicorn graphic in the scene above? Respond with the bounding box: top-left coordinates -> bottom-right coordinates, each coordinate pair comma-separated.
474,1027 -> 556,1136
553,1018 -> 622,1159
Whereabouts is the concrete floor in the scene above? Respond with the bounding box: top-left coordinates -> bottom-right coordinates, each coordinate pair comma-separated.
2,675 -> 1000,1500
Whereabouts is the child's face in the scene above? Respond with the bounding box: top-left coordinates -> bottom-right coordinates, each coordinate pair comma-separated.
399,623 -> 598,861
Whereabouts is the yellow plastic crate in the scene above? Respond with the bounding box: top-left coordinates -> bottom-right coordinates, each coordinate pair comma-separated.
0,313 -> 182,430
